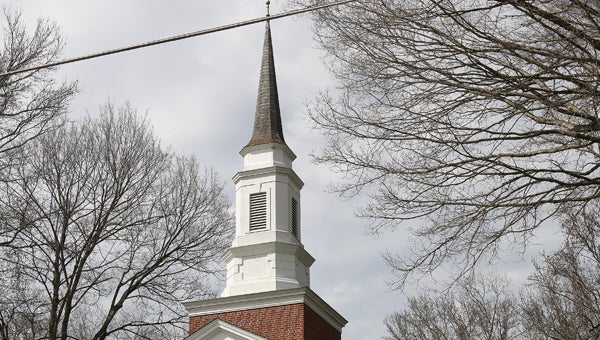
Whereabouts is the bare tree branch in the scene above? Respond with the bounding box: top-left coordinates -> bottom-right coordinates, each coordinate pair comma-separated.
1,104 -> 233,339
0,7 -> 76,248
296,0 -> 600,286
385,276 -> 521,339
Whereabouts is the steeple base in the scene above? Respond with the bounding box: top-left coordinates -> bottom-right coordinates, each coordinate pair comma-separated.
221,242 -> 314,297
184,288 -> 347,340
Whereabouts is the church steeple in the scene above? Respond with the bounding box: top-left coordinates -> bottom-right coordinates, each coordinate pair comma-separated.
221,18 -> 312,298
183,8 -> 348,337
246,21 -> 286,147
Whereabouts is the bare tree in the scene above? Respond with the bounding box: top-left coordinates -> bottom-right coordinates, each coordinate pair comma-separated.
385,277 -> 522,340
295,0 -> 600,285
0,8 -> 76,246
0,7 -> 76,164
0,103 -> 233,339
0,251 -> 47,340
385,205 -> 600,340
521,202 -> 600,340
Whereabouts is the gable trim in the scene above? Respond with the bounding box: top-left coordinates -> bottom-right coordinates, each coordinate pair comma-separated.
186,319 -> 268,340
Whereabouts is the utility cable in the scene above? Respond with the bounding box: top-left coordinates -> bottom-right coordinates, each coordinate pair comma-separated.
0,0 -> 356,77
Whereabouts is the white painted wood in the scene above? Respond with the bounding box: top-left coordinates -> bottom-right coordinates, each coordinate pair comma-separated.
184,319 -> 268,340
221,142 -> 313,297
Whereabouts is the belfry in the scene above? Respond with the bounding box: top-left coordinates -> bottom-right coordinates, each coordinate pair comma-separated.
183,6 -> 347,340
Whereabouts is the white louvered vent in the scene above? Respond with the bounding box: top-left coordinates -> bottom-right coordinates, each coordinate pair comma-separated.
291,197 -> 298,237
249,192 -> 267,231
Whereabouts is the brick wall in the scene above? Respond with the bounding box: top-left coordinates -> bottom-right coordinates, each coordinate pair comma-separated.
189,303 -> 303,340
304,304 -> 341,340
188,303 -> 341,340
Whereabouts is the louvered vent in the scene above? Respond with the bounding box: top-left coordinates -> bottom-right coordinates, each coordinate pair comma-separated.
249,192 -> 267,231
291,197 -> 298,237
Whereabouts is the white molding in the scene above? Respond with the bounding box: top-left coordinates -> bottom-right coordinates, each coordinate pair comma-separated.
185,319 -> 268,340
184,288 -> 348,333
223,242 -> 315,266
239,142 -> 296,161
303,289 -> 348,333
232,166 -> 304,189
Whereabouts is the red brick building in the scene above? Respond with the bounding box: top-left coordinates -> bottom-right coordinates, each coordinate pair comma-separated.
183,12 -> 347,340
185,288 -> 346,340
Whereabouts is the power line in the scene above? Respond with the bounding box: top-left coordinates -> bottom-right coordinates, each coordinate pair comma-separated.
0,0 -> 356,77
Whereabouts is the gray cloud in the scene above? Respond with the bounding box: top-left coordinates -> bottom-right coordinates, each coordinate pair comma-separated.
5,1 -> 405,338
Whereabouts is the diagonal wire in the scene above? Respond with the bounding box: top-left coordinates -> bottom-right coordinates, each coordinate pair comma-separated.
0,0 -> 357,77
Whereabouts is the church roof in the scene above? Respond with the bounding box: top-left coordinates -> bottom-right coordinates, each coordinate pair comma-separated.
246,21 -> 286,147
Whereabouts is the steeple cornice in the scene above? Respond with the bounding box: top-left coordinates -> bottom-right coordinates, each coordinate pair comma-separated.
246,21 -> 286,148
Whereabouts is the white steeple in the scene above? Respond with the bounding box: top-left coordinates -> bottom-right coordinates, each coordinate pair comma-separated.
221,21 -> 314,297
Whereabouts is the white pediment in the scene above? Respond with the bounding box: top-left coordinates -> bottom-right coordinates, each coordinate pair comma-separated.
185,319 -> 268,340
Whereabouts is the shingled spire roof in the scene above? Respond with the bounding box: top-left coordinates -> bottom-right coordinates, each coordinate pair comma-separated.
246,21 -> 286,147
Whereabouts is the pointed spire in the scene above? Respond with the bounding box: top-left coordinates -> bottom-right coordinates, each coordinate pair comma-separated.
246,20 -> 286,147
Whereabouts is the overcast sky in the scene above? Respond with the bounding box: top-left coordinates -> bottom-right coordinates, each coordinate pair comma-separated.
5,0 -> 570,338
2,1 -> 420,338
5,1 -> 568,338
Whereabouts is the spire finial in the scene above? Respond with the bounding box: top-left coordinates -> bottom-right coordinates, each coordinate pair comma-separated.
266,1 -> 271,17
